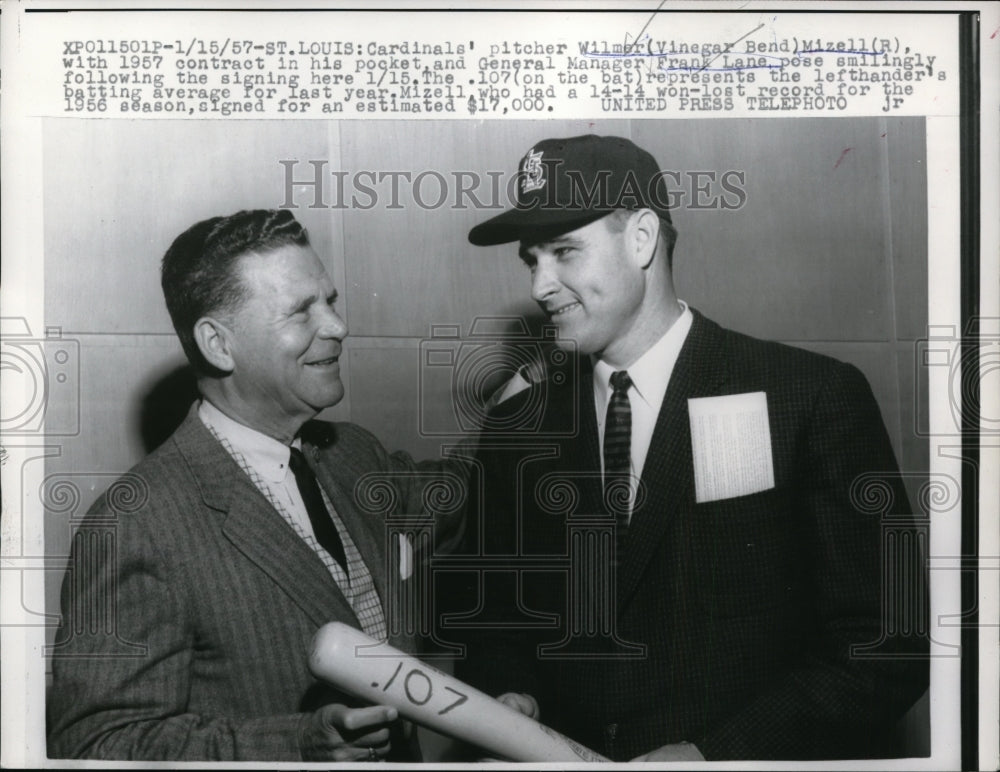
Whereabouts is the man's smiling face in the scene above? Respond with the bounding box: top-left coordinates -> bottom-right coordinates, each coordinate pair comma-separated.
223,243 -> 348,439
520,213 -> 647,365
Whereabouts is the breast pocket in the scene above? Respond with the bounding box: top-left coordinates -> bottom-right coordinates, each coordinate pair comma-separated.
686,487 -> 803,616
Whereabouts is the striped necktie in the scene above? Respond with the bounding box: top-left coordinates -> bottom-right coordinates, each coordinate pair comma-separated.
603,370 -> 633,557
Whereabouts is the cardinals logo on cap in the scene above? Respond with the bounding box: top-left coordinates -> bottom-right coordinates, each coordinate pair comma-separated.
520,148 -> 545,194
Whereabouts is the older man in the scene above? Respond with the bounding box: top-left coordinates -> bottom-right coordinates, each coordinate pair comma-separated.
48,209 -> 464,761
454,135 -> 928,761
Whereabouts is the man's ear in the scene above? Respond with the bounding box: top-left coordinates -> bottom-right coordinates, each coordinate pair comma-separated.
193,316 -> 236,373
630,208 -> 660,270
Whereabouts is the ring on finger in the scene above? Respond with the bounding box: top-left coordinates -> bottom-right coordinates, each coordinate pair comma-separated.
367,746 -> 378,761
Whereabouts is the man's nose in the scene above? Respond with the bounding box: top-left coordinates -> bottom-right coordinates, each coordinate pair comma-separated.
530,260 -> 559,303
318,306 -> 348,339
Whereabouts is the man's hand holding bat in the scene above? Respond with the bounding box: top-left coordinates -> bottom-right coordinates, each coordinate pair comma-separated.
298,703 -> 398,762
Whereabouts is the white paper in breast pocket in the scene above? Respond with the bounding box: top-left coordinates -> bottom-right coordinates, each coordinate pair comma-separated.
397,533 -> 413,581
688,392 -> 775,504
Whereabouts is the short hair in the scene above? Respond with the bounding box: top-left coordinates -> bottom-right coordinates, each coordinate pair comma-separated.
606,208 -> 678,268
161,209 -> 309,374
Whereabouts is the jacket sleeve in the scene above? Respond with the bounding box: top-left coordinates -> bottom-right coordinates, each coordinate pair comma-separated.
47,500 -> 306,761
341,422 -> 475,556
694,362 -> 928,759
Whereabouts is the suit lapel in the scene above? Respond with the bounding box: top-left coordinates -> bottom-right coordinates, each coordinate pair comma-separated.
566,360 -> 604,517
308,434 -> 390,608
172,407 -> 361,629
221,482 -> 363,630
617,311 -> 730,606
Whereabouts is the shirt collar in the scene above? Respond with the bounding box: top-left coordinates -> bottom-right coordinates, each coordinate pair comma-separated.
593,300 -> 693,409
197,399 -> 298,484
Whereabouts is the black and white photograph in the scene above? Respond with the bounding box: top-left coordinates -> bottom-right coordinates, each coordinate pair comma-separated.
1,2 -> 996,768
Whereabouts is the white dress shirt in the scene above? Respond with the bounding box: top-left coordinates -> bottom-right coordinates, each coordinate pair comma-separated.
593,301 -> 693,515
198,399 -> 314,537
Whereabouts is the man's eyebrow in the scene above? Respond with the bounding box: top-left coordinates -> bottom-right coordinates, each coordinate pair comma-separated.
518,235 -> 582,262
286,292 -> 319,314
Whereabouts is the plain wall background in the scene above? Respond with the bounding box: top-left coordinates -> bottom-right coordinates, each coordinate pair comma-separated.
37,116 -> 929,755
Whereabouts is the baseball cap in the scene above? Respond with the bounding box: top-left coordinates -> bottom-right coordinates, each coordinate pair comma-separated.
468,134 -> 674,246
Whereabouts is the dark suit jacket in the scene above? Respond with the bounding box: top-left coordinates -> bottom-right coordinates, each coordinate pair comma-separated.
47,405 -> 464,760
454,310 -> 927,761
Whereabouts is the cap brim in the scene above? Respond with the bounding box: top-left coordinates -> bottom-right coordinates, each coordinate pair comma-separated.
468,206 -> 615,246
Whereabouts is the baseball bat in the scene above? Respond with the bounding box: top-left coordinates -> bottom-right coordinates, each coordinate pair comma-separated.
308,622 -> 608,762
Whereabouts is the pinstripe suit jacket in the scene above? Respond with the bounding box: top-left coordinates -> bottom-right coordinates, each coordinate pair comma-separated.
455,310 -> 928,761
47,405 -> 463,760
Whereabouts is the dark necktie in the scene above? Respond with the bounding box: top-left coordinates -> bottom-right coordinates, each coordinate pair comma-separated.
288,447 -> 348,572
603,370 -> 633,555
